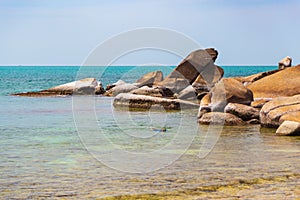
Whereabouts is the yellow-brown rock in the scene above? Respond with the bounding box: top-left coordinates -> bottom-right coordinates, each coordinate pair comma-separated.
247,65 -> 300,98
260,94 -> 300,127
198,78 -> 253,118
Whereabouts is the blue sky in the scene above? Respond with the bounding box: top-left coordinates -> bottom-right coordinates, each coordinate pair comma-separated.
0,0 -> 299,65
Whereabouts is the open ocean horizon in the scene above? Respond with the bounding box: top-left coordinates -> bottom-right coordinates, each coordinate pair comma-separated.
0,65 -> 277,96
1,65 -> 299,199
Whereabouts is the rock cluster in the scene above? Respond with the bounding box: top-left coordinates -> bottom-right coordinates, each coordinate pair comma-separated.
110,48 -> 221,110
196,56 -> 300,136
11,50 -> 300,136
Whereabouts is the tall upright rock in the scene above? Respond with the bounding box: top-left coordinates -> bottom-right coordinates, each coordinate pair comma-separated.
157,48 -> 220,93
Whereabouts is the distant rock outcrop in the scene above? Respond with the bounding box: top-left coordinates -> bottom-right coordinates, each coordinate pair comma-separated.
12,78 -> 104,97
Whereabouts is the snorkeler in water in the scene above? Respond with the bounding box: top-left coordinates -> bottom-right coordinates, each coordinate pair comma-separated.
152,127 -> 167,132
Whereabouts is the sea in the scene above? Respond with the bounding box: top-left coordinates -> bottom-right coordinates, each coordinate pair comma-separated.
0,66 -> 299,199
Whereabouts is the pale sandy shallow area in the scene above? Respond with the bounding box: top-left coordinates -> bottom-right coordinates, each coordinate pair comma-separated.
1,97 -> 300,199
2,126 -> 300,199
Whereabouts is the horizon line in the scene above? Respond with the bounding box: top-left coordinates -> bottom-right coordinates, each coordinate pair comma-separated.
0,64 -> 278,67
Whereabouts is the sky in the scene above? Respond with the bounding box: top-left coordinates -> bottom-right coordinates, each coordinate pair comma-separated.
0,0 -> 299,66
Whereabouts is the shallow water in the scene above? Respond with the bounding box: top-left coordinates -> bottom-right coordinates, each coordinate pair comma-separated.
1,95 -> 299,199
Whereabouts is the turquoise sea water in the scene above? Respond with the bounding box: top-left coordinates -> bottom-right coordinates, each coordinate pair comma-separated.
1,66 -> 300,199
0,65 -> 276,96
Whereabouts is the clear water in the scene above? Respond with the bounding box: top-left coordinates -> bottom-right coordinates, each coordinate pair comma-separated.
1,66 -> 300,199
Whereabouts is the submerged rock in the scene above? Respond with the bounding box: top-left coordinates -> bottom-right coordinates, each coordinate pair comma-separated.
198,112 -> 244,126
113,93 -> 199,111
260,94 -> 300,128
135,71 -> 163,87
276,121 -> 300,136
247,65 -> 300,98
12,78 -> 104,97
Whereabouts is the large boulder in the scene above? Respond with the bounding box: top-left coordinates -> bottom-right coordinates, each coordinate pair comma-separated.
278,56 -> 292,70
198,78 -> 254,115
224,103 -> 259,121
192,65 -> 224,93
12,78 -> 104,96
260,94 -> 300,127
247,65 -> 300,98
130,86 -> 174,98
276,121 -> 300,136
166,48 -> 218,83
157,48 -> 218,93
198,112 -> 245,126
113,93 -> 199,111
135,71 -> 163,87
